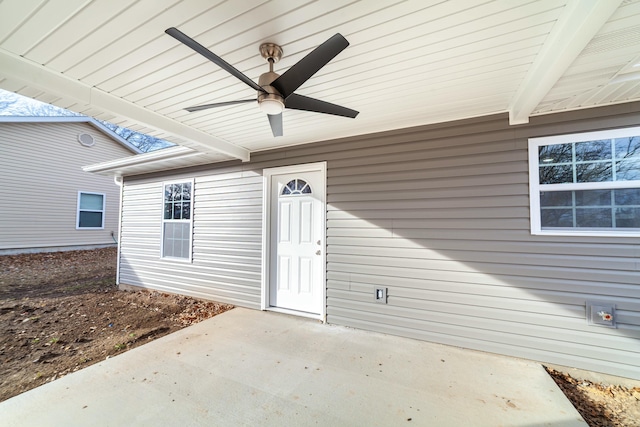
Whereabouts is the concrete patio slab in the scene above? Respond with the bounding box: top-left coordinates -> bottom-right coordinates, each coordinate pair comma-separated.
0,308 -> 586,426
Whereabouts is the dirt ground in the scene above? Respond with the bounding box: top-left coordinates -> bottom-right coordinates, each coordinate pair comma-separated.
0,247 -> 233,402
546,367 -> 640,427
1,248 -> 639,426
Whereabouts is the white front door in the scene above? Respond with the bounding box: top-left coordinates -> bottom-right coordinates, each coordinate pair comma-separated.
265,164 -> 325,316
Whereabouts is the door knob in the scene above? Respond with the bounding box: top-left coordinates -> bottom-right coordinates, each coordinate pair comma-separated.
317,240 -> 321,245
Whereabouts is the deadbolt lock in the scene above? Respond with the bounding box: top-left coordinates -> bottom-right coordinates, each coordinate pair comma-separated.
316,250 -> 321,255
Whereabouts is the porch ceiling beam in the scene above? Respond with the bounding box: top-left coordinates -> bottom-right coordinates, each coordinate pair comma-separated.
508,0 -> 622,125
0,48 -> 250,162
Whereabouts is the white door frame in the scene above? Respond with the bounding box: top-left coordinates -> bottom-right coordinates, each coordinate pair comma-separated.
261,162 -> 327,321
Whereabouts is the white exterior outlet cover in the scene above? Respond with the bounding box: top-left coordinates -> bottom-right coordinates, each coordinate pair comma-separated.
375,288 -> 387,304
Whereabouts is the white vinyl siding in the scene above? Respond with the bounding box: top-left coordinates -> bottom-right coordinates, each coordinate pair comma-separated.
0,121 -> 135,252
77,192 -> 105,229
120,172 -> 263,307
529,126 -> 640,236
118,104 -> 640,380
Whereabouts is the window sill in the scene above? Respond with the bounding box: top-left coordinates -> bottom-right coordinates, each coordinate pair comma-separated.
532,229 -> 640,237
160,256 -> 193,263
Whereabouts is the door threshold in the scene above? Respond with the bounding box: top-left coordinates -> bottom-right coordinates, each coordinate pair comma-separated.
266,307 -> 324,322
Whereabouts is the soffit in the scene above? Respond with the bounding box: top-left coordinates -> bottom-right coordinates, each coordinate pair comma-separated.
1,0 -> 637,162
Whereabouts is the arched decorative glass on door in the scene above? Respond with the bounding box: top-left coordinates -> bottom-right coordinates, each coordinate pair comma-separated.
281,179 -> 312,195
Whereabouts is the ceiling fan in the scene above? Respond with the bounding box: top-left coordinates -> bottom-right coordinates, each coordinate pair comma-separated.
165,27 -> 359,137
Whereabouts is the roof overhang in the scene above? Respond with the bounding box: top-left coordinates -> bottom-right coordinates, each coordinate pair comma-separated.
0,49 -> 249,162
82,145 -> 232,177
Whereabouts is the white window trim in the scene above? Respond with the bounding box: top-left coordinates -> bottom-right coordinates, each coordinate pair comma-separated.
76,191 -> 105,230
160,179 -> 194,262
529,126 -> 640,237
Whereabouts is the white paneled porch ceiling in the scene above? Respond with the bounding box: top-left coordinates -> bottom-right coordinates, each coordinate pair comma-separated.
1,0 -> 640,163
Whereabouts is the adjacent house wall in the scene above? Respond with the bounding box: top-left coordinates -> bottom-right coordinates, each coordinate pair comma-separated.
0,121 -> 134,253
119,103 -> 640,379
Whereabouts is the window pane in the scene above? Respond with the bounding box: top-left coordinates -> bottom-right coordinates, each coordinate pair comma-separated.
576,208 -> 612,227
539,165 -> 573,184
182,202 -> 191,219
540,188 -> 640,230
165,183 -> 187,202
282,179 -> 312,196
181,239 -> 190,258
79,211 -> 103,228
173,239 -> 182,259
614,188 -> 640,205
575,190 -> 611,206
173,184 -> 182,201
80,193 -> 103,210
173,203 -> 182,219
576,162 -> 612,183
541,209 -> 573,227
615,137 -> 640,159
163,223 -> 173,257
164,203 -> 173,219
539,144 -> 572,164
182,183 -> 192,200
164,184 -> 173,202
616,208 -> 640,228
162,222 -> 190,259
575,140 -> 611,161
540,191 -> 572,207
615,159 -> 640,181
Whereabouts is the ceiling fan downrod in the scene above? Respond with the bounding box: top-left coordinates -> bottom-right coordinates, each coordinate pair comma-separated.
258,43 -> 285,114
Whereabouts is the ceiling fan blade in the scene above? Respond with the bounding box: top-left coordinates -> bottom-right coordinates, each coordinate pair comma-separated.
185,99 -> 256,112
166,27 -> 266,93
267,113 -> 283,137
271,34 -> 349,99
285,93 -> 358,118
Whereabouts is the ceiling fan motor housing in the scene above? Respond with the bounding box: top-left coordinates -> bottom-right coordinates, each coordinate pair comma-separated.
258,71 -> 284,114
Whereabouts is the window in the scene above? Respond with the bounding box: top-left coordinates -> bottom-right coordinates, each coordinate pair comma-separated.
162,181 -> 193,260
77,192 -> 105,229
281,179 -> 312,195
529,126 -> 640,236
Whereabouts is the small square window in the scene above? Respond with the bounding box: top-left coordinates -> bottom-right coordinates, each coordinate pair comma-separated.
77,192 -> 105,229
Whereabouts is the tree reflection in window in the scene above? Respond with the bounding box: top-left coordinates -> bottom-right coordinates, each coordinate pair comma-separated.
532,130 -> 640,233
164,182 -> 191,220
281,179 -> 312,196
540,188 -> 640,228
539,137 -> 640,185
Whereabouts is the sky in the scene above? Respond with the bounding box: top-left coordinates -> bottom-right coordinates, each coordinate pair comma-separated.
0,89 -> 79,116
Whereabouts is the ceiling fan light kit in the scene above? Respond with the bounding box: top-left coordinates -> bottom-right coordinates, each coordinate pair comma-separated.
165,27 -> 358,137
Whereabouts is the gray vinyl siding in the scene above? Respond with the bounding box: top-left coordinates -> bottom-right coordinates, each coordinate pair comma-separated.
119,103 -> 640,379
0,122 -> 133,252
